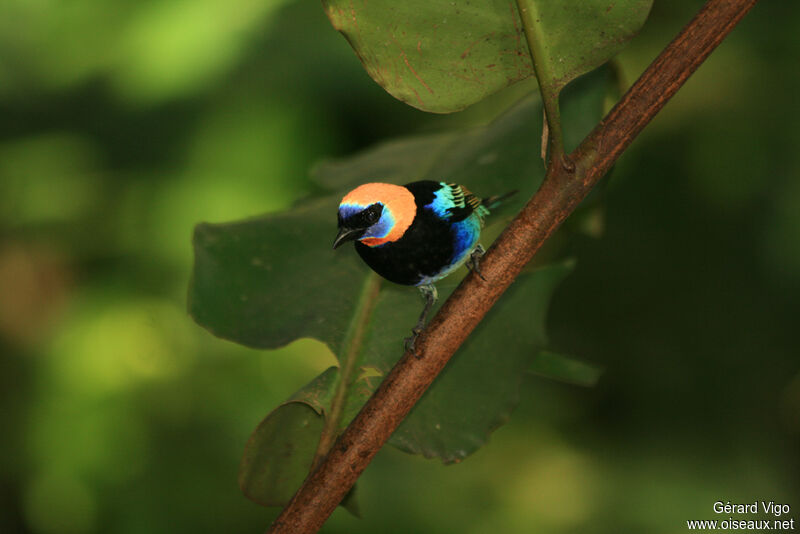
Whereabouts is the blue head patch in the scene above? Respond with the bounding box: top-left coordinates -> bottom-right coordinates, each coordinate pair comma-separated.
338,202 -> 397,245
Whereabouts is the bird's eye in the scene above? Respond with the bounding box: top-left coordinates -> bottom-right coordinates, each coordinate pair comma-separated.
365,204 -> 383,224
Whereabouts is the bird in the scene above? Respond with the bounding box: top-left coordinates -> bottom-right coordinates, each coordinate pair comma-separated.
333,180 -> 516,352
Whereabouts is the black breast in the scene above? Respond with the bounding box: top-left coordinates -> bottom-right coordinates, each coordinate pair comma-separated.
354,181 -> 454,286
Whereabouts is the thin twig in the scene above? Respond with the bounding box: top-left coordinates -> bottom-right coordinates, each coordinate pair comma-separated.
515,0 -> 565,163
268,0 -> 759,532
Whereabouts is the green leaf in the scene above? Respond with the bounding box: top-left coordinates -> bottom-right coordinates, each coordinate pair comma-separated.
190,69 -> 612,503
238,369 -> 361,514
529,351 -> 603,387
190,196 -> 366,353
322,0 -> 651,112
238,402 -> 323,507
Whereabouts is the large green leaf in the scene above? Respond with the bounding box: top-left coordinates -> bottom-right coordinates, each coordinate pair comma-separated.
322,0 -> 651,112
189,71 -> 609,506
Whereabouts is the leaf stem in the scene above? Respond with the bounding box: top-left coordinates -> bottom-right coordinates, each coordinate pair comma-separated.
312,272 -> 381,468
514,0 -> 566,166
269,1 -> 759,531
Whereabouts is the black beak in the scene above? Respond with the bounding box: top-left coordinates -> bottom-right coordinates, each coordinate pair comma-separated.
333,227 -> 364,249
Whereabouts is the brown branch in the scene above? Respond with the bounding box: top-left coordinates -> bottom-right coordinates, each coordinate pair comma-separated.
268,0 -> 759,532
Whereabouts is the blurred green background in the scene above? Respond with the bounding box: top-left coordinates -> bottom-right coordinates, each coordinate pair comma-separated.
1,1 -> 798,533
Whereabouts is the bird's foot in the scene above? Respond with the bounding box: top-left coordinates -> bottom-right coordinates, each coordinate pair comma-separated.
404,328 -> 423,358
466,244 -> 487,281
404,284 -> 438,358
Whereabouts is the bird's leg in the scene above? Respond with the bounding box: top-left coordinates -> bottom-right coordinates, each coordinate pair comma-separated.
466,244 -> 487,281
404,284 -> 438,356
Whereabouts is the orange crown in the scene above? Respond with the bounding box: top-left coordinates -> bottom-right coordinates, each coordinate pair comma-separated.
341,183 -> 417,246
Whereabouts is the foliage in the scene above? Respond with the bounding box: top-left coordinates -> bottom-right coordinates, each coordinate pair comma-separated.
3,1 -> 799,534
188,87 -> 604,503
188,0 -> 640,509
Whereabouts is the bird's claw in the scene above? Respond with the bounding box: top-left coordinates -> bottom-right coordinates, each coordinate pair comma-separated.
404,328 -> 423,357
404,284 -> 437,357
467,244 -> 487,281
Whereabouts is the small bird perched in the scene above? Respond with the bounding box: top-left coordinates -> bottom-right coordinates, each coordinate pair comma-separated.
333,180 -> 515,352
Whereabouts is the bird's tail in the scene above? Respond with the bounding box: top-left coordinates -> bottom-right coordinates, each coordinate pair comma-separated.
482,190 -> 519,211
